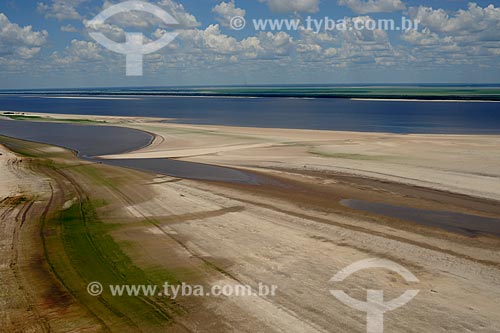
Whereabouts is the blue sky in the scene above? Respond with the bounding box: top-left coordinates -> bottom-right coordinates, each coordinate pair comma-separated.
0,0 -> 499,88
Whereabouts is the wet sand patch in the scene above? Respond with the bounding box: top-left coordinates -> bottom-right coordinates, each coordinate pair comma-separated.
341,199 -> 500,237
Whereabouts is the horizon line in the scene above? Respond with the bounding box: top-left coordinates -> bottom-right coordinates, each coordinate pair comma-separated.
1,83 -> 500,92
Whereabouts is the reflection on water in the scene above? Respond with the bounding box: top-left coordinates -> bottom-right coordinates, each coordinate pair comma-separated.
0,119 -> 261,184
341,199 -> 500,237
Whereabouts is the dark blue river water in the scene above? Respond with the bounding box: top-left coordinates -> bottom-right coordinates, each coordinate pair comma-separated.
1,95 -> 499,134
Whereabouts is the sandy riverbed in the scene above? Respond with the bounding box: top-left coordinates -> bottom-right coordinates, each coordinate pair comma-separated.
0,144 -> 38,201
1,112 -> 500,332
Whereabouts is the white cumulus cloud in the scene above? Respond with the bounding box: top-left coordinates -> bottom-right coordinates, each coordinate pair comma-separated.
61,24 -> 78,32
37,0 -> 88,21
338,0 -> 405,14
0,13 -> 48,59
409,3 -> 500,37
213,1 -> 246,28
259,0 -> 320,13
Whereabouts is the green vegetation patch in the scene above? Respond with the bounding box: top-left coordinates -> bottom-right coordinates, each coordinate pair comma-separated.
198,87 -> 500,100
43,195 -> 182,330
310,149 -> 390,161
0,135 -> 73,158
0,137 -> 186,330
2,114 -> 106,124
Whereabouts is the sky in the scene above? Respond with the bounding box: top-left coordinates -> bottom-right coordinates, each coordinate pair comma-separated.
0,0 -> 499,89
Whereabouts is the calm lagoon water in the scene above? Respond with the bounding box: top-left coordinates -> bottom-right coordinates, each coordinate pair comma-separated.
0,119 -> 261,184
0,95 -> 499,134
0,119 -> 152,157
